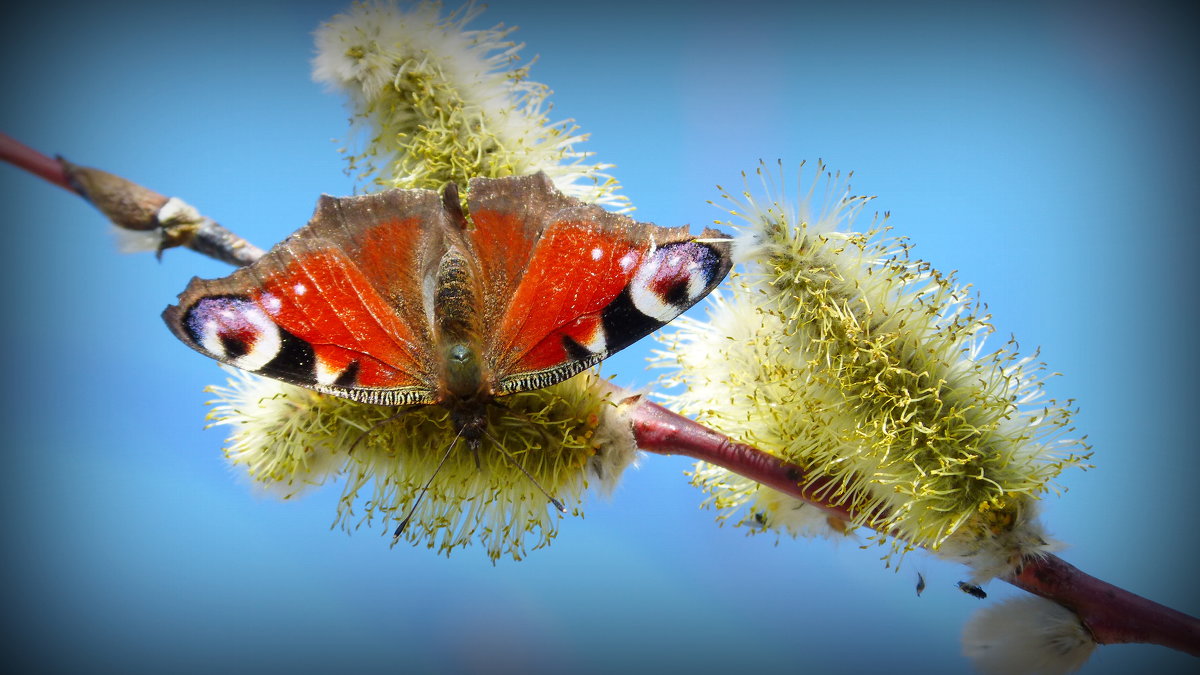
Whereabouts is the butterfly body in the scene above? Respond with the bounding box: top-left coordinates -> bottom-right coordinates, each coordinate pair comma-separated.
164,173 -> 732,440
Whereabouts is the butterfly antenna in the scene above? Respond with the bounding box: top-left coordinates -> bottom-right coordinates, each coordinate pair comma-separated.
483,429 -> 568,514
347,406 -> 413,456
392,426 -> 465,543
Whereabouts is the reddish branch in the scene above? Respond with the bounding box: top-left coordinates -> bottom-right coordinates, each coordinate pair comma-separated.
626,392 -> 865,524
5,137 -> 1198,658
1,133 -> 76,192
629,397 -> 1200,656
1008,553 -> 1200,655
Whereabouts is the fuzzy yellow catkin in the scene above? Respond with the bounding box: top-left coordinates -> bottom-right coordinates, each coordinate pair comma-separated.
655,162 -> 1091,576
208,369 -> 635,561
312,0 -> 626,210
962,596 -> 1096,674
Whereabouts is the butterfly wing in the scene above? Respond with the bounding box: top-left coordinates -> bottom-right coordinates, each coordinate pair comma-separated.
163,189 -> 450,405
164,174 -> 731,404
466,173 -> 733,394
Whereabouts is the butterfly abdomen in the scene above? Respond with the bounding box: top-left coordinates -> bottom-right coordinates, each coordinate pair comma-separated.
433,245 -> 487,400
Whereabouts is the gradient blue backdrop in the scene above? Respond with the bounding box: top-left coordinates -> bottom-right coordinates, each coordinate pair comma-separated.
1,1 -> 1196,673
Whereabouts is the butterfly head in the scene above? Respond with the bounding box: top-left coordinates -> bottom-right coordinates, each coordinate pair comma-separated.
447,399 -> 489,448
439,340 -> 492,447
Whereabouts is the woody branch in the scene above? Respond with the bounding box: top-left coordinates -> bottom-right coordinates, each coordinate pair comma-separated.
627,396 -> 1200,657
6,139 -> 1197,658
1,134 -> 264,267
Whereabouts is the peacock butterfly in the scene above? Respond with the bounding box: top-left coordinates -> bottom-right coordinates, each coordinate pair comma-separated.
163,172 -> 732,444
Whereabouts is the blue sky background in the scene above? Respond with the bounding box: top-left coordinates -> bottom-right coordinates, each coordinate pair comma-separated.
1,1 -> 1196,673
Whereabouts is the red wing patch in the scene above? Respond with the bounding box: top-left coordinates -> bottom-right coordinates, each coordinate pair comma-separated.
486,217 -> 639,375
253,246 -> 429,390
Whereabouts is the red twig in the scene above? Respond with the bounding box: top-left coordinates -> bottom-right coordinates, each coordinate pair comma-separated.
628,395 -> 860,523
1011,554 -> 1200,655
627,396 -> 1200,657
0,133 -> 76,193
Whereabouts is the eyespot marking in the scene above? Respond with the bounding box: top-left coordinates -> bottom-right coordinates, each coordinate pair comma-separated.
628,241 -> 724,321
184,295 -> 282,372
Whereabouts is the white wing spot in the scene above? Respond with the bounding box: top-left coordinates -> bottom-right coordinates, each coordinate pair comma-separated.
261,293 -> 282,314
315,358 -> 343,386
572,317 -> 607,354
293,283 -> 307,296
591,247 -> 605,261
687,268 -> 705,300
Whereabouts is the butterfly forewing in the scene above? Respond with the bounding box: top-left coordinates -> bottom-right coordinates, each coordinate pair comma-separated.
303,189 -> 449,342
461,173 -> 578,332
465,174 -> 733,394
